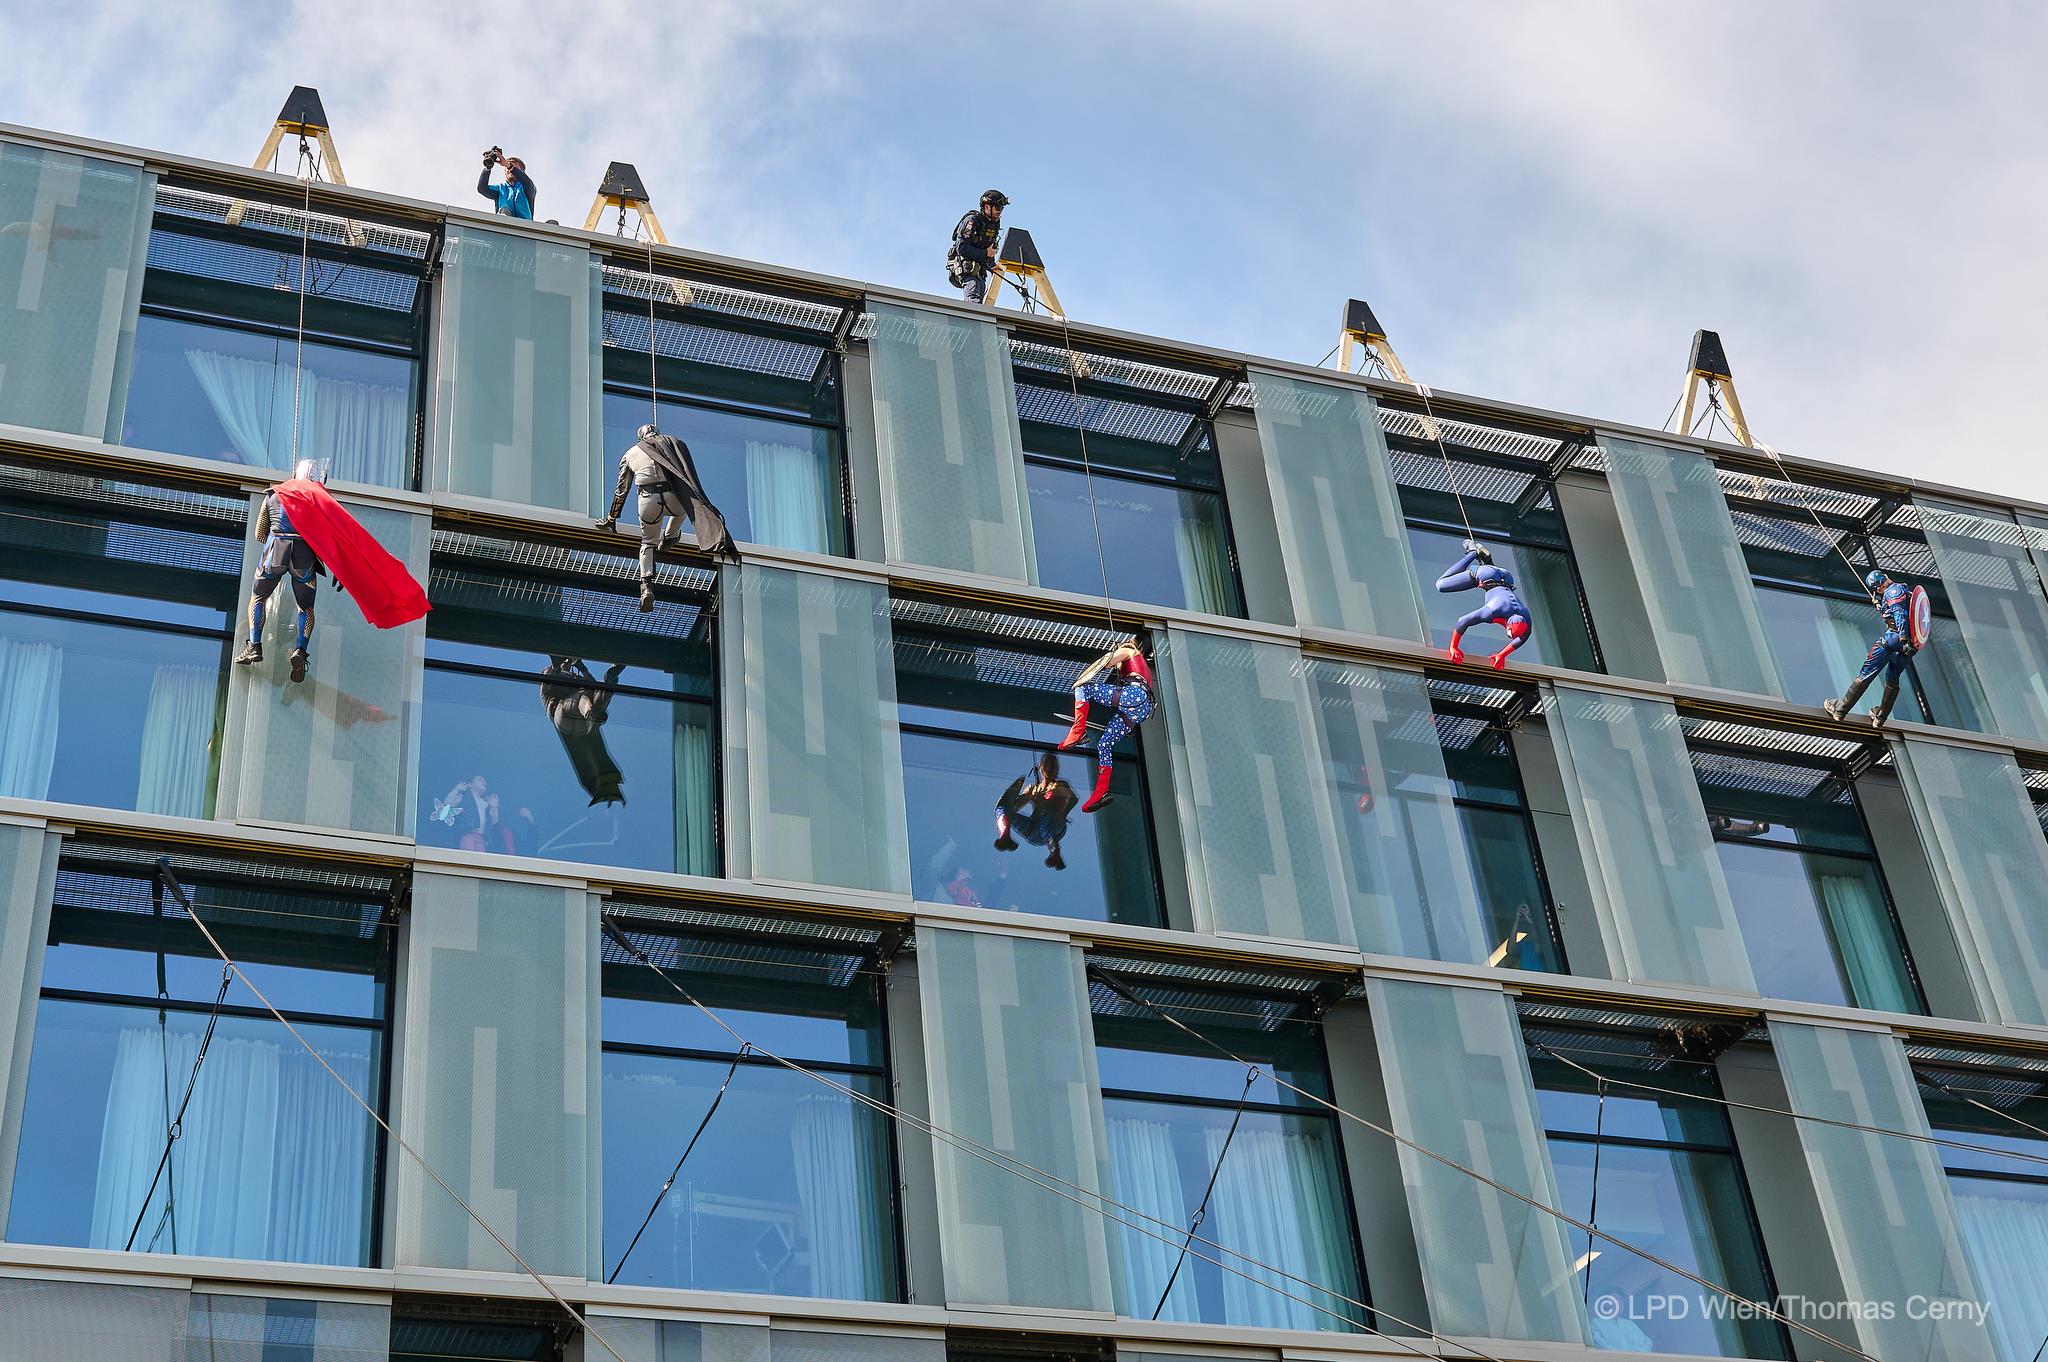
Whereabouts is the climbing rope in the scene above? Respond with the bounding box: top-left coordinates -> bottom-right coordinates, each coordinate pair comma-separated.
1409,380 -> 1480,551
289,139 -> 314,470
643,227 -> 659,430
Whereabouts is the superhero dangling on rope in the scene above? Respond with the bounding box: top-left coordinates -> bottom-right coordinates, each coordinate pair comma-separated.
1437,541 -> 1533,669
233,459 -> 431,682
1824,569 -> 1930,727
1056,631 -> 1157,814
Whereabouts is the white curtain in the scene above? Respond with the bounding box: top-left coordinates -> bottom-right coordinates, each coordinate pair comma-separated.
1202,1122 -> 1354,1331
135,663 -> 217,819
1174,515 -> 1234,616
305,374 -> 409,487
1107,1112 -> 1201,1323
1952,1179 -> 2048,1362
187,349 -> 406,485
0,637 -> 62,799
789,1091 -> 888,1300
745,439 -> 831,554
186,349 -> 295,470
674,715 -> 715,877
87,1025 -> 373,1265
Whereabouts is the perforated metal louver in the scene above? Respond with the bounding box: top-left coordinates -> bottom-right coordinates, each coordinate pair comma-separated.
154,184 -> 432,259
605,898 -> 885,948
147,228 -> 421,312
55,837 -> 397,939
1521,1024 -> 1681,1073
602,924 -> 870,989
429,567 -> 706,641
1014,381 -> 1197,446
1087,948 -> 1349,995
1515,996 -> 1757,1035
600,309 -> 824,381
0,456 -> 245,523
1387,446 -> 1549,508
1006,338 -> 1219,403
432,528 -> 716,595
888,595 -> 1131,654
600,261 -> 847,334
1716,467 -> 1879,520
1379,407 -> 1573,464
1424,675 -> 1528,714
1679,714 -> 1869,764
1730,509 -> 1842,558
61,835 -> 398,895
1687,748 -> 1851,803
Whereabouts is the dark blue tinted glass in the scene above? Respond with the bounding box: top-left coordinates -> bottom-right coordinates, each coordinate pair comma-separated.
1025,461 -> 1241,616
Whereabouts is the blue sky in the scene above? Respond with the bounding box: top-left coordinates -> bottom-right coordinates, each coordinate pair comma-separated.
4,1 -> 2043,500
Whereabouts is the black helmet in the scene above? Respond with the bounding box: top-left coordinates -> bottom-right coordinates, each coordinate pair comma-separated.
980,189 -> 1009,208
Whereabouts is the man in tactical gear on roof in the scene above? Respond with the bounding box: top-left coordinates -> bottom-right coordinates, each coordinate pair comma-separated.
947,190 -> 1008,303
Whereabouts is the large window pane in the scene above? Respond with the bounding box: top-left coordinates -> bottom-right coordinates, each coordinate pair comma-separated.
422,551 -> 717,876
1026,461 -> 1241,616
601,1059 -> 895,1300
125,314 -> 414,487
1532,1045 -> 1784,1359
1462,804 -> 1565,972
6,853 -> 390,1269
1916,499 -> 2048,743
1718,844 -> 1916,1012
896,622 -> 1162,927
1407,522 -> 1598,672
0,142 -> 153,440
0,481 -> 237,817
601,389 -> 845,558
1096,986 -> 1363,1332
1925,1081 -> 2048,1362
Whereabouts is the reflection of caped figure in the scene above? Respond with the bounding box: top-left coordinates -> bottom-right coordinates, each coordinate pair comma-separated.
597,423 -> 736,612
542,657 -> 627,806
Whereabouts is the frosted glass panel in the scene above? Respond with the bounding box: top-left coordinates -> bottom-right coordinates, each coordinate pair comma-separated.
1303,658 -> 1484,962
1917,499 -> 2048,743
869,302 -> 1033,582
0,142 -> 154,440
1251,369 -> 1426,640
186,1294 -> 389,1362
1549,685 -> 1756,992
216,496 -> 427,836
0,824 -> 58,1217
0,1276 -> 187,1361
1159,628 -> 1348,945
730,563 -> 909,894
397,872 -> 597,1278
1891,738 -> 2048,1028
431,223 -> 604,514
1600,434 -> 1783,697
769,1327 -> 947,1362
915,924 -> 1113,1312
1771,1021 -> 1994,1362
1367,978 -> 1589,1344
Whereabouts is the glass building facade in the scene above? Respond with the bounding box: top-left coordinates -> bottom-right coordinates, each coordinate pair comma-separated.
0,122 -> 2041,1362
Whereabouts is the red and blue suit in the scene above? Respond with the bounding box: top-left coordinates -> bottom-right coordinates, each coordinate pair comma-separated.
1437,547 -> 1533,669
1826,576 -> 1916,725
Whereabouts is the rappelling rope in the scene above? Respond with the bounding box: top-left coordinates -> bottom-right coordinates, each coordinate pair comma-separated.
289,140 -> 314,469
1409,380 -> 1480,552
643,227 -> 659,430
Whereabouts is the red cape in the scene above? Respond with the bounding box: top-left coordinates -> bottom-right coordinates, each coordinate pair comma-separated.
273,479 -> 430,629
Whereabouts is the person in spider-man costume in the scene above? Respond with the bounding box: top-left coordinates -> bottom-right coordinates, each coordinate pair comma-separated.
1436,542 -> 1533,670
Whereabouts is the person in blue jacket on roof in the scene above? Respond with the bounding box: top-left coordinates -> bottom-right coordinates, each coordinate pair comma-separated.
1437,542 -> 1533,669
1823,569 -> 1917,727
477,146 -> 535,220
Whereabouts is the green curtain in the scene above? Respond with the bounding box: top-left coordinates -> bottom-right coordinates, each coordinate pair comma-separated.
1174,512 -> 1234,617
673,712 -> 715,877
1813,865 -> 1915,1014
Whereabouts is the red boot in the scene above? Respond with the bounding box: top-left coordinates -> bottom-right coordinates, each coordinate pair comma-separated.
1057,698 -> 1091,751
1082,764 -> 1115,813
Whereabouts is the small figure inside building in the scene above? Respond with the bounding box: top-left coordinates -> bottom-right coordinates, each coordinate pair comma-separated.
1436,541 -> 1533,670
1057,631 -> 1157,814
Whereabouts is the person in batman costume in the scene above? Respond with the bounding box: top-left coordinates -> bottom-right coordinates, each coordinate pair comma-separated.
597,423 -> 737,611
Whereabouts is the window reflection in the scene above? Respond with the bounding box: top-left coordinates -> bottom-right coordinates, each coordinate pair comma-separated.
896,627 -> 1164,927
421,559 -> 717,875
1095,986 -> 1365,1331
1532,1045 -> 1788,1359
1694,750 -> 1921,1013
600,924 -> 899,1301
6,856 -> 391,1267
1924,1076 -> 2048,1362
0,491 -> 236,817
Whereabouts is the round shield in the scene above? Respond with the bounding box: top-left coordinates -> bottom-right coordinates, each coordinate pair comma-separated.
1908,584 -> 1933,650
